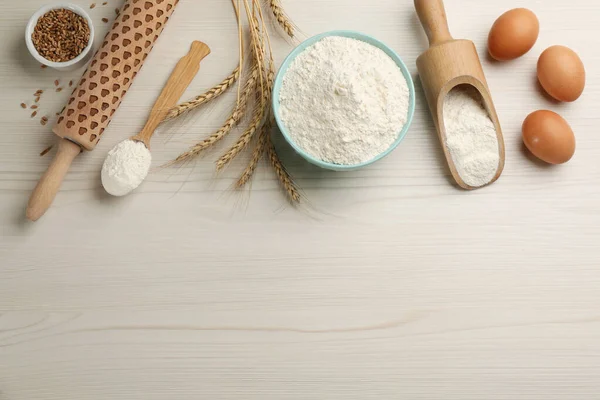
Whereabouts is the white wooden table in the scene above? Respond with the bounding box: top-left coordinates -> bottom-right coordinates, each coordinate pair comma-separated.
1,0 -> 599,398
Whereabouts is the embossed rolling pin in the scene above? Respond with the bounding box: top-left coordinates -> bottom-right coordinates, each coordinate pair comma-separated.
26,0 -> 180,221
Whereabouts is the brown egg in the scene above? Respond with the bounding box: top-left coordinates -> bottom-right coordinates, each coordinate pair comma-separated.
522,110 -> 575,164
537,45 -> 586,102
488,8 -> 539,61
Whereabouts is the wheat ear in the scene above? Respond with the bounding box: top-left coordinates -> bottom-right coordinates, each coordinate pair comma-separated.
266,134 -> 300,203
166,68 -> 259,166
165,66 -> 240,122
236,120 -> 269,188
268,0 -> 294,37
217,66 -> 273,170
216,107 -> 263,170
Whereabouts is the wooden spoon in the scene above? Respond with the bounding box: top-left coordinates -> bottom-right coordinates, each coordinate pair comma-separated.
101,41 -> 210,196
414,0 -> 505,189
133,40 -> 210,149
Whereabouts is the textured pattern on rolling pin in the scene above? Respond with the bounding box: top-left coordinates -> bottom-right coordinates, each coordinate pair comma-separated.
54,0 -> 180,151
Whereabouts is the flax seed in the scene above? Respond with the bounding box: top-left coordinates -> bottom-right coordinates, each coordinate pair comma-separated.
40,145 -> 54,156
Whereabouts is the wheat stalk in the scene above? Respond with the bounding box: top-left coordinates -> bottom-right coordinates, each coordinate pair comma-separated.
217,64 -> 274,170
216,107 -> 262,170
268,0 -> 294,38
165,66 -> 240,122
266,134 -> 300,203
166,68 -> 259,166
216,1 -> 271,170
236,120 -> 269,188
244,0 -> 267,100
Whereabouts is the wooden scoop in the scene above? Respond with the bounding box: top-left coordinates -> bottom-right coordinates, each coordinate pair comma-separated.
414,0 -> 505,189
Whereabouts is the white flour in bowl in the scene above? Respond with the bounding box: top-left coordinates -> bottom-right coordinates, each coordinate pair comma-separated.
279,36 -> 410,165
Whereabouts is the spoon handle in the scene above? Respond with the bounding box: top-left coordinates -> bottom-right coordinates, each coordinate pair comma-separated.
136,41 -> 211,145
414,0 -> 453,47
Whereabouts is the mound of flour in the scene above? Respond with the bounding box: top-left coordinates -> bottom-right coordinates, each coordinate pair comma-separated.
101,139 -> 151,196
279,36 -> 410,165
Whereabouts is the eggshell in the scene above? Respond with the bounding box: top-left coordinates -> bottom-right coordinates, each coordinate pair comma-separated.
488,8 -> 539,61
537,45 -> 586,102
522,110 -> 575,164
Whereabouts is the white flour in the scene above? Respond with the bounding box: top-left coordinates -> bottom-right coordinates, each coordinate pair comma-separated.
279,36 -> 409,165
443,86 -> 500,188
101,139 -> 152,196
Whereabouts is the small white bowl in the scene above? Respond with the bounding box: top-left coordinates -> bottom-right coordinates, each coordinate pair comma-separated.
26,3 -> 95,71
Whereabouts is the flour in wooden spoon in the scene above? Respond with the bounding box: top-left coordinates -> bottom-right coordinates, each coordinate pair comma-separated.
101,139 -> 151,196
279,36 -> 409,165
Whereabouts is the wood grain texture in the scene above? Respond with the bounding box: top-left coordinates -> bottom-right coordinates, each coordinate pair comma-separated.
1,0 -> 600,399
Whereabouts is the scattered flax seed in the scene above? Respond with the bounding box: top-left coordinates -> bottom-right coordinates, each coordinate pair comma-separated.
41,64 -> 47,69
35,97 -> 41,103
32,9 -> 91,63
102,18 -> 109,23
31,111 -> 38,118
31,105 -> 38,109
40,116 -> 49,126
69,80 -> 73,87
56,87 -> 63,92
90,3 -> 96,9
54,80 -> 59,86
40,145 -> 53,157
35,89 -> 44,95
115,8 -> 119,15
102,1 -> 108,5
20,103 -> 27,109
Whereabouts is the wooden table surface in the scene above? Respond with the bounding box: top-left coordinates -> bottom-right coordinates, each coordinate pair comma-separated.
1,0 -> 599,398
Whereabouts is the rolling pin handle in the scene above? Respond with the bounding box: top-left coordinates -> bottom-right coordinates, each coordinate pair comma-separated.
414,0 -> 454,46
26,139 -> 82,221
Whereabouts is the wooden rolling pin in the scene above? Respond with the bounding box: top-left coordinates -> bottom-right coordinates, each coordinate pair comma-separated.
415,0 -> 505,190
26,0 -> 180,221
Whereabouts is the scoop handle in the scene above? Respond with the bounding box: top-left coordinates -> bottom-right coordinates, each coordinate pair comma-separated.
26,139 -> 82,221
135,41 -> 211,145
414,0 -> 453,46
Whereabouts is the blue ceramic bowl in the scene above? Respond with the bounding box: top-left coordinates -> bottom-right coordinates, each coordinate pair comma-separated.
272,30 -> 416,171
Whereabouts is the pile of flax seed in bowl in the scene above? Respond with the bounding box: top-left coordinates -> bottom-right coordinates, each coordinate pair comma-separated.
32,8 -> 90,63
